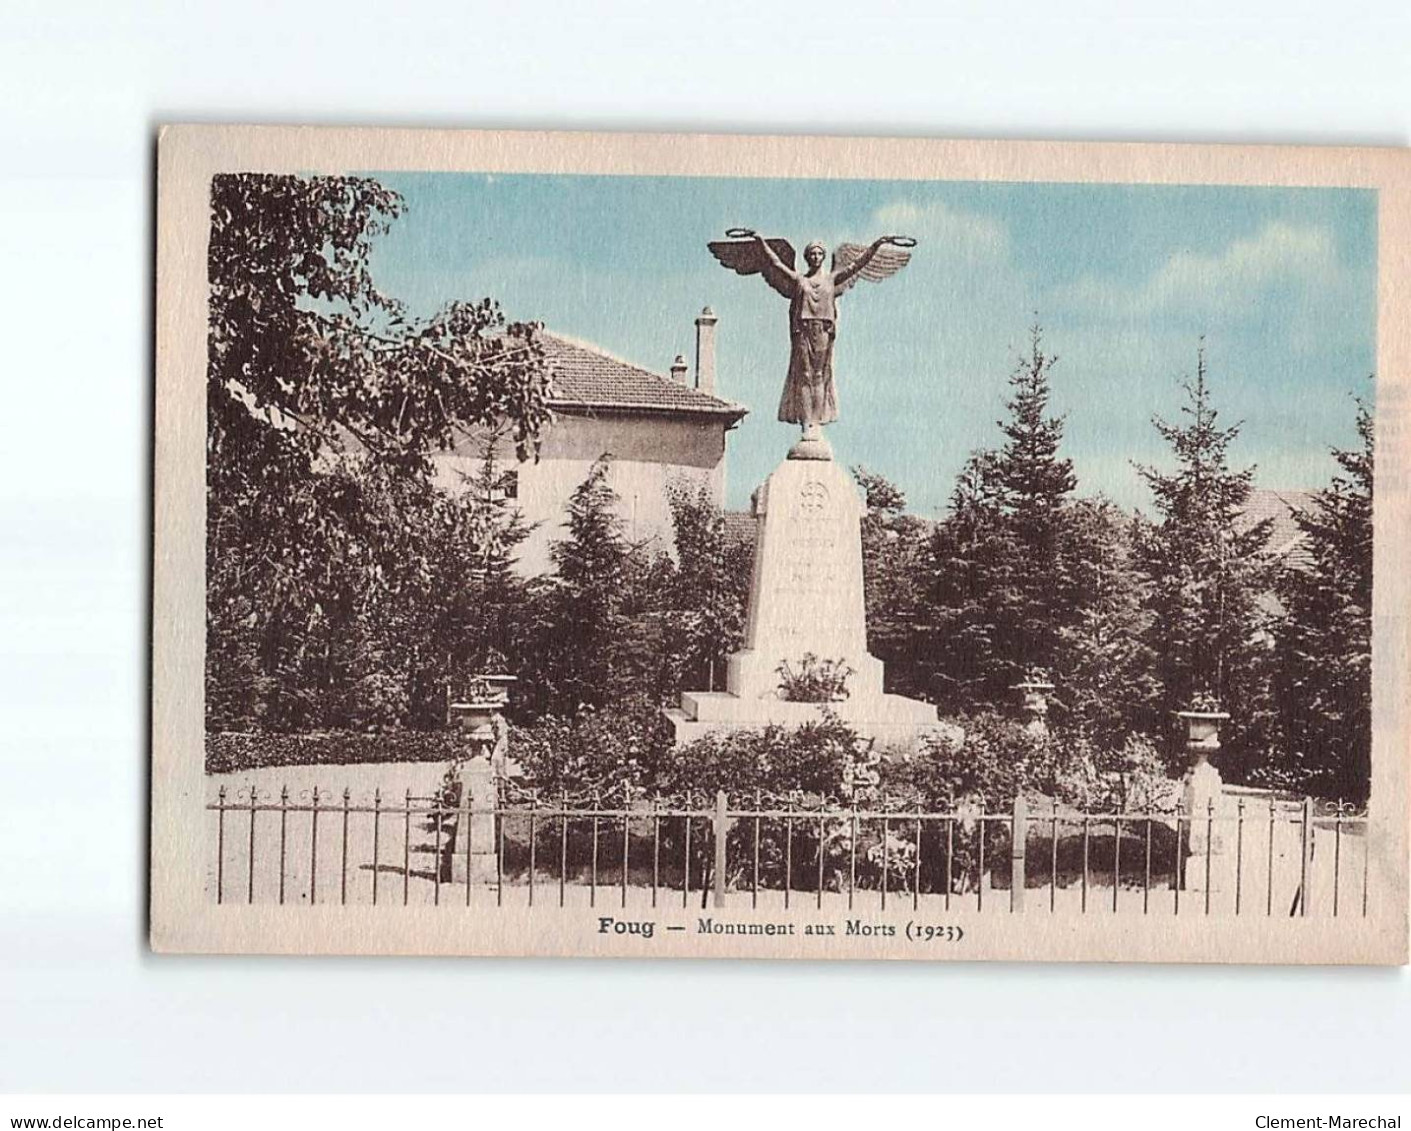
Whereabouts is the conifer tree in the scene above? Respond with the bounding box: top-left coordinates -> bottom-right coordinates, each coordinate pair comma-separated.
991,325 -> 1079,674
1272,399 -> 1373,801
1054,497 -> 1158,747
662,481 -> 753,694
432,434 -> 534,701
1135,345 -> 1274,774
521,458 -> 631,715
514,457 -> 670,718
923,450 -> 1010,708
921,326 -> 1075,707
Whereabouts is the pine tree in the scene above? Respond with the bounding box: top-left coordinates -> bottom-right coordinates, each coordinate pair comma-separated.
923,449 -> 1010,708
1054,497 -> 1158,747
1136,345 -> 1275,775
514,457 -> 671,718
662,481 -> 753,694
921,325 -> 1076,708
422,433 -> 534,715
991,325 -> 1079,674
1272,399 -> 1373,801
519,458 -> 631,715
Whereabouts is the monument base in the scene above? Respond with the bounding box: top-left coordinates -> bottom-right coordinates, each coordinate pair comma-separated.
668,446 -> 941,753
666,689 -> 942,751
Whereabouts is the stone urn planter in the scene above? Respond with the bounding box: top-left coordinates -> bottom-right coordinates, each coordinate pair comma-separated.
1011,669 -> 1056,736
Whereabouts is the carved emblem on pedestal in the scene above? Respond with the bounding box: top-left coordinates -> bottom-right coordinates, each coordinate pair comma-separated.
797,480 -> 829,519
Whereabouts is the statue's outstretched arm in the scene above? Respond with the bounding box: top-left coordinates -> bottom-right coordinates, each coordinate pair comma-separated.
833,237 -> 887,289
831,236 -> 914,293
707,231 -> 798,298
754,233 -> 797,283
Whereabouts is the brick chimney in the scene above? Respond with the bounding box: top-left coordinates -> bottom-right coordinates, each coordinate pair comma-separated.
670,354 -> 689,383
694,306 -> 718,394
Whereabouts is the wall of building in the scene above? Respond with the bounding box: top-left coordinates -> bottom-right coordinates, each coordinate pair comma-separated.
434,412 -> 731,576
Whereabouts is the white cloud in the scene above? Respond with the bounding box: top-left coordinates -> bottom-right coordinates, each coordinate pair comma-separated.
870,199 -> 1011,265
1055,220 -> 1344,324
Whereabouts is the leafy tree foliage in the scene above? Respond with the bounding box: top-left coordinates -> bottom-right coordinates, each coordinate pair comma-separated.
853,465 -> 931,696
205,173 -> 551,730
1270,400 -> 1374,801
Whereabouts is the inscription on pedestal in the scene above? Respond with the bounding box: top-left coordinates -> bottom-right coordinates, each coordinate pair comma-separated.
735,457 -> 873,694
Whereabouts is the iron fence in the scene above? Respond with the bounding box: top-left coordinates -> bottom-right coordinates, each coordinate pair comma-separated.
207,785 -> 1371,918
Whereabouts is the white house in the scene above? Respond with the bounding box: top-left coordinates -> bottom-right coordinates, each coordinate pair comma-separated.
433,308 -> 748,575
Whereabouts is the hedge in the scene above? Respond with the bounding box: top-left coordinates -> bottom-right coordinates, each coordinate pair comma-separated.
206,730 -> 465,774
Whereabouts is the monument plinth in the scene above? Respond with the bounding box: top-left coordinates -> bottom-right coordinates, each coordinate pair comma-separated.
667,450 -> 938,749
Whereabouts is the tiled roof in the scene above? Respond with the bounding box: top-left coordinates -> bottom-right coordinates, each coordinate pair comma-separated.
538,331 -> 746,418
1238,488 -> 1318,569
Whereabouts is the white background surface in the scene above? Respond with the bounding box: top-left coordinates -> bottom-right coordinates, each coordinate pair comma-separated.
1,0 -> 1409,1094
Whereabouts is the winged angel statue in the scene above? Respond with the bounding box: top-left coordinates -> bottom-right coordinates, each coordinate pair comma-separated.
707,229 -> 915,444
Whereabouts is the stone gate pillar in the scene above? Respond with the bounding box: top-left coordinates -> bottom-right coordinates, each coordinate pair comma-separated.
1177,698 -> 1231,893
450,754 -> 498,888
448,689 -> 511,890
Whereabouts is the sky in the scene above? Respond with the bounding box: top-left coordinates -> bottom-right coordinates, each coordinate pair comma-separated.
366,171 -> 1377,517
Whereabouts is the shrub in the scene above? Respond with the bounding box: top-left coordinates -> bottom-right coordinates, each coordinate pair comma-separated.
510,695 -> 672,798
1047,730 -> 1174,812
655,711 -> 860,800
775,654 -> 854,703
883,711 -> 1046,809
874,711 -> 1181,893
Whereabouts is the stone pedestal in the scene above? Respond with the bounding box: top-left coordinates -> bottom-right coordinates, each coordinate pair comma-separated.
1181,757 -> 1226,893
668,449 -> 937,749
1175,703 -> 1232,893
449,755 -> 499,887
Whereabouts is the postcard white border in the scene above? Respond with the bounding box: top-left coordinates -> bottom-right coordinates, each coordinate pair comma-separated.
152,126 -> 1411,962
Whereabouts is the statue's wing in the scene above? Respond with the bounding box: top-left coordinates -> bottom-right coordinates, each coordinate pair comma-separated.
833,241 -> 912,293
707,238 -> 796,298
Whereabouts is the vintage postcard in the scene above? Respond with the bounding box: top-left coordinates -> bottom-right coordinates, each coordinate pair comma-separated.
152,126 -> 1410,961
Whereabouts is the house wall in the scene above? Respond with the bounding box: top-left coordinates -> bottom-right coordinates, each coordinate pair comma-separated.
434,411 -> 731,576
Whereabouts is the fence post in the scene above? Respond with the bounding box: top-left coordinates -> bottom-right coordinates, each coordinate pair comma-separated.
1011,796 -> 1027,913
1299,795 -> 1315,917
713,790 -> 728,909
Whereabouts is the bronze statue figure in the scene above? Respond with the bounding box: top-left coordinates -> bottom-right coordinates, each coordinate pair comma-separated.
708,229 -> 915,449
